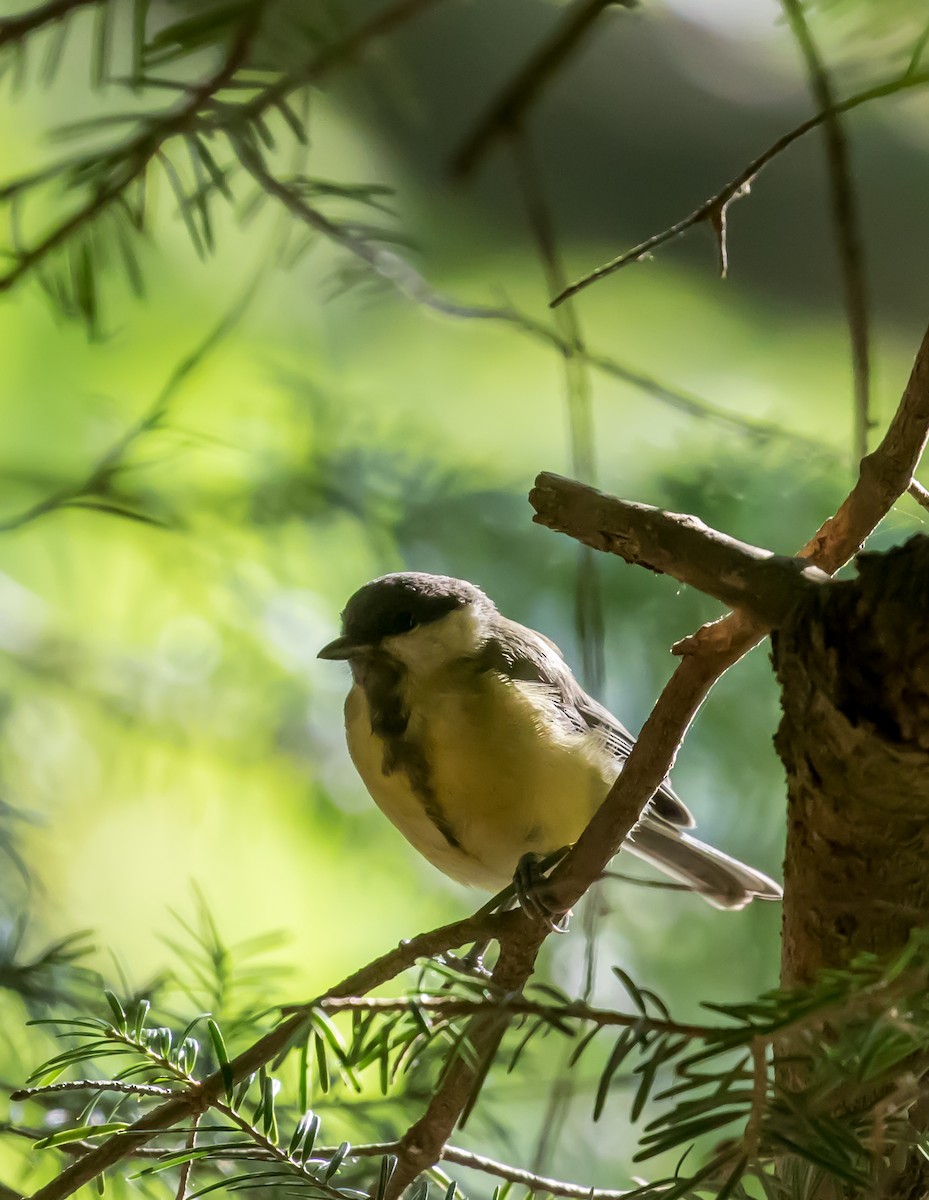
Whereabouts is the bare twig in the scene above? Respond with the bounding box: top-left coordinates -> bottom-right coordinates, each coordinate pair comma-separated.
438,1144 -> 631,1199
175,1113 -> 200,1200
452,0 -> 634,179
781,0 -> 871,464
509,129 -> 605,694
530,472 -> 830,624
551,68 -> 929,307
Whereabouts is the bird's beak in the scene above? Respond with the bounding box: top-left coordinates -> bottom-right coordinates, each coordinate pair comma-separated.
317,636 -> 370,661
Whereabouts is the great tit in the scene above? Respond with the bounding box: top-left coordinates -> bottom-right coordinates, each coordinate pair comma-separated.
318,572 -> 781,910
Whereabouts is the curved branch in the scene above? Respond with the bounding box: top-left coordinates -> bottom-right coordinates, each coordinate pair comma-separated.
22,908 -> 524,1200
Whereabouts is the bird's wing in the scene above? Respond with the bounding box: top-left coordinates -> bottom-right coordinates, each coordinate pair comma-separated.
477,617 -> 696,830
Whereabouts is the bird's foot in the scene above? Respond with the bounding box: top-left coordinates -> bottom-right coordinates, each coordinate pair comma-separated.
514,851 -> 571,933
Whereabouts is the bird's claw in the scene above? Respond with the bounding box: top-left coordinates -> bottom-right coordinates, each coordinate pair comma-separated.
514,852 -> 571,933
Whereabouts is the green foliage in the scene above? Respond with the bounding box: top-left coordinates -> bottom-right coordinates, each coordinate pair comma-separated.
0,0 -> 411,335
3,1 -> 929,1198
8,917 -> 929,1199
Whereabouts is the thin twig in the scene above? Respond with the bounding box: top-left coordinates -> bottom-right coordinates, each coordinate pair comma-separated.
439,1143 -> 631,1199
238,148 -> 836,458
907,479 -> 929,512
0,272 -> 258,534
452,0 -> 634,178
301,993 -> 717,1039
781,0 -> 871,464
509,128 -> 604,695
11,1081 -> 177,1100
551,68 -> 929,307
174,1113 -> 200,1200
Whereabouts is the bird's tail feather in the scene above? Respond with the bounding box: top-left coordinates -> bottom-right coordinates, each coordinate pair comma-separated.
625,818 -> 782,910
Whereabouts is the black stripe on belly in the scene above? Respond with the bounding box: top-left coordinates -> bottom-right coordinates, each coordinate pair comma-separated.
358,654 -> 464,852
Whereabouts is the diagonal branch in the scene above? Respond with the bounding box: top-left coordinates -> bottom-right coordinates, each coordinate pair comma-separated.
452,0 -> 634,179
0,277 -> 257,534
781,0 -> 871,464
22,322 -> 929,1200
21,908 -> 525,1200
541,317 -> 929,917
551,67 -> 929,307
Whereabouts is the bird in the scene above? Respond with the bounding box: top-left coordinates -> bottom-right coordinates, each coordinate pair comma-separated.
317,571 -> 782,912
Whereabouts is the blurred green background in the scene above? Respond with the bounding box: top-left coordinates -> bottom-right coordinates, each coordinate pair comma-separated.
2,0 -> 929,1191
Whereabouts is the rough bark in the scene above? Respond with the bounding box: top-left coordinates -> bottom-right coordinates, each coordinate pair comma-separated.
774,535 -> 929,1198
775,534 -> 929,987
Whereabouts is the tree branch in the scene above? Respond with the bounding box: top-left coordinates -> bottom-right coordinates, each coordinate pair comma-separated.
304,993 -> 717,1039
551,67 -> 929,307
451,0 -> 634,179
530,472 -> 829,625
508,128 -> 605,693
781,0 -> 871,464
21,907 -> 526,1200
238,147 -> 838,458
542,314 -> 929,918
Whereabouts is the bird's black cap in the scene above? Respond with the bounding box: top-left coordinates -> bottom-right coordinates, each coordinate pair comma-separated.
318,572 -> 488,659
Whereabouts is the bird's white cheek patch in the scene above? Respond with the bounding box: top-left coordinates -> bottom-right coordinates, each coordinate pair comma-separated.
382,606 -> 484,675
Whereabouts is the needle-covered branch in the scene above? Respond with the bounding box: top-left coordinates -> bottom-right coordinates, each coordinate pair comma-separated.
529,472 -> 829,625
21,909 -> 524,1200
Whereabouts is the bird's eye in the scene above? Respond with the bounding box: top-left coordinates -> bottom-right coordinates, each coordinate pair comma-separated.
394,612 -> 416,633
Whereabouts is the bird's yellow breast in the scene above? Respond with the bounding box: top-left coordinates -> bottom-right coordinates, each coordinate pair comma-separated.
344,661 -> 614,890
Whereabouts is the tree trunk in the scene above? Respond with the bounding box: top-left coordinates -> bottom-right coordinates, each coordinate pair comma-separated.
774,534 -> 929,987
773,534 -> 929,1198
